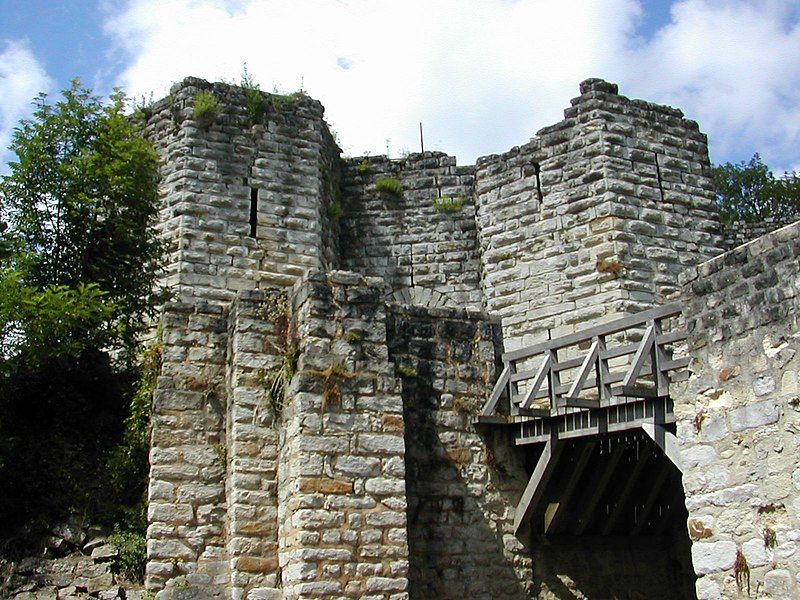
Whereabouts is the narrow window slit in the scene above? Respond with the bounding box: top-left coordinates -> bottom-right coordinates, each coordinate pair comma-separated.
533,162 -> 543,201
653,152 -> 665,202
249,187 -> 258,238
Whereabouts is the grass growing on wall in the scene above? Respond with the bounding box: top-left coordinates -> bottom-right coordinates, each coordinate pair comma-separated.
376,177 -> 403,197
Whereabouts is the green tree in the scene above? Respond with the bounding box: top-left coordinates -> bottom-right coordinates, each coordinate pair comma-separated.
712,153 -> 800,223
0,80 -> 162,550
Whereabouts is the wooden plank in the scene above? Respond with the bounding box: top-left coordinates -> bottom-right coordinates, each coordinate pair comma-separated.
631,461 -> 670,535
641,423 -> 683,473
602,445 -> 652,535
566,339 -> 600,399
474,415 -> 512,425
573,440 -> 626,535
503,302 -> 682,362
597,336 -> 612,402
545,440 -> 597,534
481,364 -> 510,416
521,352 -> 552,409
622,324 -> 655,388
514,437 -> 564,533
557,397 -> 600,409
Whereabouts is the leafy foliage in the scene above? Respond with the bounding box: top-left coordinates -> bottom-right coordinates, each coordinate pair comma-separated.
109,528 -> 147,582
712,153 -> 800,223
0,80 -> 163,546
193,90 -> 220,127
0,80 -> 163,362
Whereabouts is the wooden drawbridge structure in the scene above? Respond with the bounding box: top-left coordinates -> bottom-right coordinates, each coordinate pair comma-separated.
478,303 -> 689,536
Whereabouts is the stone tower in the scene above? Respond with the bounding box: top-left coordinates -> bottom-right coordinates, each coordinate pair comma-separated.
142,77 -> 727,599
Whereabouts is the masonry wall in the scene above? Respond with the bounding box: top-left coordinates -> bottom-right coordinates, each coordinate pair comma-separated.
147,302 -> 229,596
722,216 -> 799,250
386,305 -> 532,599
475,78 -> 724,351
144,78 -> 341,303
675,221 -> 800,599
339,153 -> 482,310
278,271 -> 409,600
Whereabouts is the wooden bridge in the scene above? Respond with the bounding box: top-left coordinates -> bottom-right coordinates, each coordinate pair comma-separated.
478,303 -> 689,536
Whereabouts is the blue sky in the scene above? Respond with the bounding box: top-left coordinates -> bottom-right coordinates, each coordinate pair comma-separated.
2,0 -> 800,173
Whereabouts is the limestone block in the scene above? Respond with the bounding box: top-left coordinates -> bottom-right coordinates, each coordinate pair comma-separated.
764,569 -> 793,596
741,537 -> 770,567
730,400 -> 780,432
695,577 -> 721,600
691,540 -> 737,575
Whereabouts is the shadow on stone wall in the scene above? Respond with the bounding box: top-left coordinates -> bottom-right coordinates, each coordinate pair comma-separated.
387,306 -> 532,599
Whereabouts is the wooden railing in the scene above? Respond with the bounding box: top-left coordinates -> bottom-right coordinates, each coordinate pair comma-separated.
480,302 -> 688,422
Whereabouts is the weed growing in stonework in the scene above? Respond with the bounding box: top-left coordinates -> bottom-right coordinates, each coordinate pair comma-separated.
398,365 -> 418,378
240,65 -> 266,125
376,177 -> 403,197
328,201 -> 345,220
109,527 -> 147,582
356,159 -> 370,174
433,195 -> 465,213
193,90 -> 220,127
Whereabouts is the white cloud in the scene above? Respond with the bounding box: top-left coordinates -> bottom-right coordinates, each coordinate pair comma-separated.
104,0 -> 640,163
609,0 -> 800,172
104,0 -> 800,171
0,40 -> 54,173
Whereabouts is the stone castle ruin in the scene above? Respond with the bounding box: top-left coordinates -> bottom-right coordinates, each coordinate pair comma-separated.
140,77 -> 800,599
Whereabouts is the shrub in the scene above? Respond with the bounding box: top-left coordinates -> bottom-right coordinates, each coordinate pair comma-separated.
109,528 -> 146,583
376,177 -> 403,197
193,91 -> 219,127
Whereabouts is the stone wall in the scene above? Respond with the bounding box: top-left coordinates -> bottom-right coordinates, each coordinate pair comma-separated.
144,78 -> 341,303
224,291 -> 286,599
675,220 -> 800,599
147,302 -> 229,596
475,78 -> 723,351
278,271 -> 409,600
723,216 -> 799,249
387,305 -> 532,599
340,153 -> 482,310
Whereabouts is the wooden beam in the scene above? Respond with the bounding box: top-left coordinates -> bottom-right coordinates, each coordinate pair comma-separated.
573,439 -> 626,535
601,444 -> 652,535
641,423 -> 683,473
521,352 -> 552,409
544,440 -> 597,534
631,461 -> 670,535
514,437 -> 564,534
503,302 -> 682,362
622,324 -> 655,388
566,339 -> 600,399
481,364 -> 510,416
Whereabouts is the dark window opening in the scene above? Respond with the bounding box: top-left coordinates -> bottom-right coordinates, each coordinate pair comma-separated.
533,162 -> 543,201
249,187 -> 258,238
653,152 -> 665,202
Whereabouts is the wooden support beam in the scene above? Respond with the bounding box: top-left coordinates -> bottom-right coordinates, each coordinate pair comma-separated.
503,302 -> 682,363
544,440 -> 597,534
641,423 -> 683,473
481,364 -> 509,416
573,439 -> 626,535
622,324 -> 655,388
631,461 -> 670,535
521,352 -> 552,409
601,444 -> 652,535
566,339 -> 600,399
514,436 -> 564,534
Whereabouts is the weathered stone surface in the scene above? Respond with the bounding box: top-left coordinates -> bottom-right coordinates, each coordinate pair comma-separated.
676,219 -> 800,598
691,541 -> 737,575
